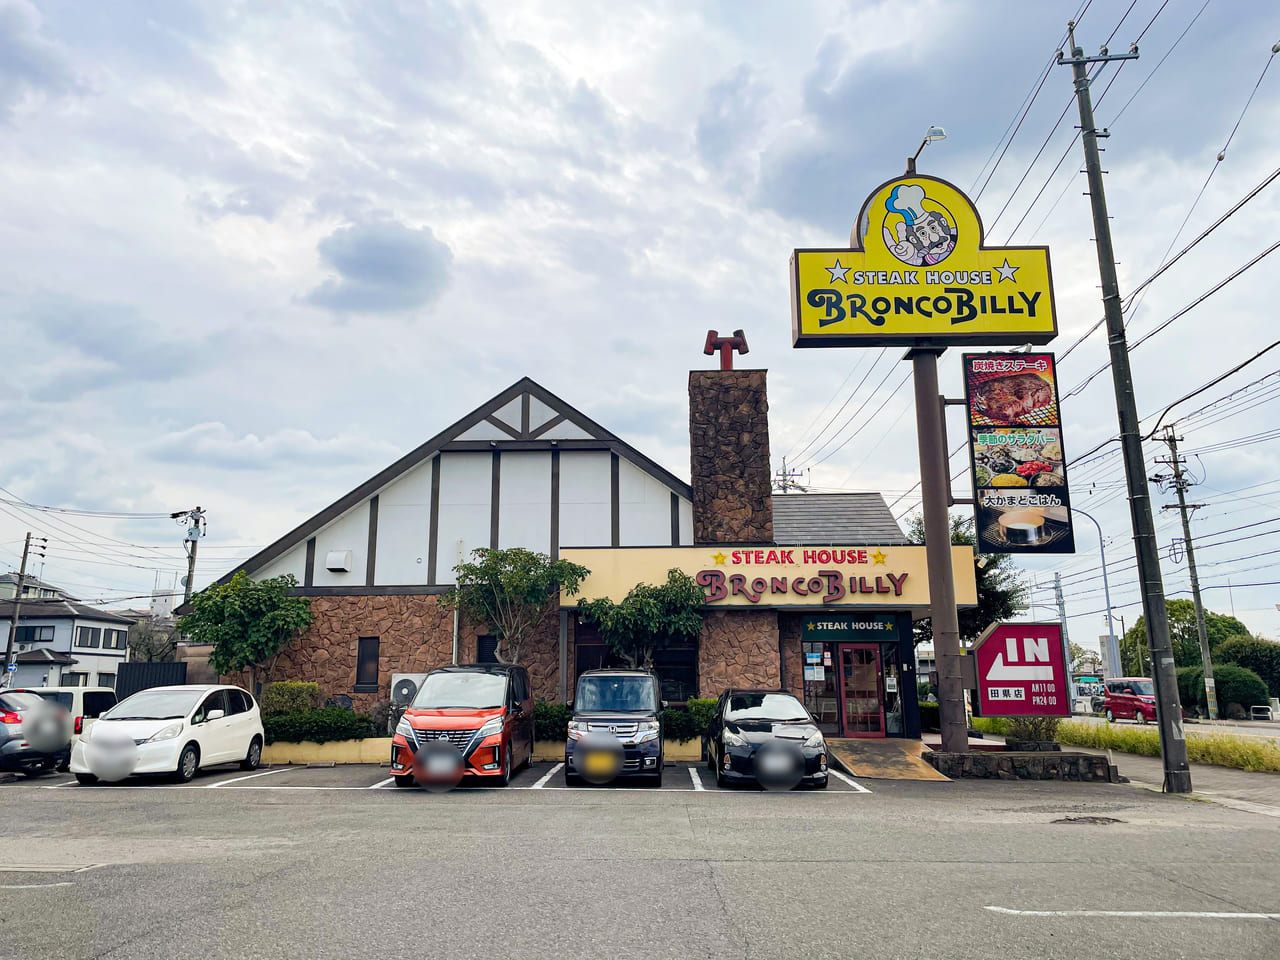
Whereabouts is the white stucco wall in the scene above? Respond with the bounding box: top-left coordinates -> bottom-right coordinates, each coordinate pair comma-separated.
433,453 -> 493,581
558,451 -> 611,547
498,452 -> 552,553
374,457 -> 433,585
311,501 -> 371,587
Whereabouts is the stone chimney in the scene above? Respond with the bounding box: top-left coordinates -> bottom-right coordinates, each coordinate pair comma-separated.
688,369 -> 774,544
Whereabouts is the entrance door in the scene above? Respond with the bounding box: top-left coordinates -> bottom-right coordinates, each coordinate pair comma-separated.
837,644 -> 885,738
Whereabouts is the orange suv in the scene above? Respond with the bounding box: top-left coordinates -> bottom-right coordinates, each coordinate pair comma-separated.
391,665 -> 533,787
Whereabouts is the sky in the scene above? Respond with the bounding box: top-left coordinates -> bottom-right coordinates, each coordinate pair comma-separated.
2,0 -> 1279,654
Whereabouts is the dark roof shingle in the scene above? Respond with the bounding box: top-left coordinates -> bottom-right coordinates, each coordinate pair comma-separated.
771,493 -> 909,545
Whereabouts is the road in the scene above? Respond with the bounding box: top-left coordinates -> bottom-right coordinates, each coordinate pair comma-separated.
2,761 -> 1278,960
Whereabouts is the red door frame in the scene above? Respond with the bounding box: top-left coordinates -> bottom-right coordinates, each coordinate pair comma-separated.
836,643 -> 885,739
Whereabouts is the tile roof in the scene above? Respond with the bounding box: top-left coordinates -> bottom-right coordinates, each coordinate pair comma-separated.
771,493 -> 909,546
0,599 -> 134,624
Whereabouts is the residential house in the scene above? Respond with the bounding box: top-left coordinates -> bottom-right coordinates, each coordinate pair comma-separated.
3,599 -> 133,688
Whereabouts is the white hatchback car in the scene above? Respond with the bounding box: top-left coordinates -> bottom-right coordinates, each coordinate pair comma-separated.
70,684 -> 264,784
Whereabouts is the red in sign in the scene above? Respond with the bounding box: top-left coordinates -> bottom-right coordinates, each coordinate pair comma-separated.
973,622 -> 1068,717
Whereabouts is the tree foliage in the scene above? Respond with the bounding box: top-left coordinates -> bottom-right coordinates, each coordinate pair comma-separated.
906,513 -> 1026,647
578,568 -> 705,669
1121,598 -> 1253,673
1216,635 -> 1280,699
1068,642 -> 1095,673
441,548 -> 589,664
177,571 -> 314,690
127,620 -> 178,663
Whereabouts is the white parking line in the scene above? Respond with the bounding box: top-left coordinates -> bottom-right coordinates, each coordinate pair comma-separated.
985,906 -> 1280,920
368,777 -> 395,789
688,767 -> 704,791
207,768 -> 292,788
828,769 -> 872,793
42,779 -> 78,789
530,762 -> 563,788
0,882 -> 75,890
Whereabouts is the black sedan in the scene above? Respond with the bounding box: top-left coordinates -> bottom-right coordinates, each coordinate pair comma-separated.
703,690 -> 828,789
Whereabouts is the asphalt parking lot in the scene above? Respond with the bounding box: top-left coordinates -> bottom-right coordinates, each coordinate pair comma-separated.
3,762 -> 1279,960
0,759 -> 871,793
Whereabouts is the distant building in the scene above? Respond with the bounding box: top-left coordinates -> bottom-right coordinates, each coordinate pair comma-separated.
0,573 -> 77,602
2,598 -> 132,689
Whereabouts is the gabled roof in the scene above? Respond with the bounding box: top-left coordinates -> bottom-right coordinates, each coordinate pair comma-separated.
0,572 -> 77,600
14,648 -> 77,665
0,599 -> 133,624
216,378 -> 692,587
771,493 -> 908,545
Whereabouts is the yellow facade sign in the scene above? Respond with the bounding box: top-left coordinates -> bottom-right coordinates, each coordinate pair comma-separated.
560,544 -> 977,610
791,175 -> 1057,347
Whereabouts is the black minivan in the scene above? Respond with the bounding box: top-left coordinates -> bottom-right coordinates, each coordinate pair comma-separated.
564,669 -> 664,786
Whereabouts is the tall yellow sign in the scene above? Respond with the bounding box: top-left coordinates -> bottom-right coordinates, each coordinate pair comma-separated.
791,175 -> 1057,347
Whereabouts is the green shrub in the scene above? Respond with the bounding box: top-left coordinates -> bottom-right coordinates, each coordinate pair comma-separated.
686,698 -> 718,737
534,701 -> 570,741
1176,665 -> 1204,712
918,702 -> 940,732
1006,716 -> 1061,741
1214,664 -> 1270,712
970,716 -> 1009,736
260,681 -> 324,716
1216,636 -> 1280,698
263,708 -> 376,744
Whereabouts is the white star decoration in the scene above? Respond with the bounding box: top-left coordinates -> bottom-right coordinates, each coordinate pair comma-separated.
826,259 -> 850,283
995,258 -> 1019,283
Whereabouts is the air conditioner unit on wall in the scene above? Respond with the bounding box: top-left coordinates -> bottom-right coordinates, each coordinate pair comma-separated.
391,673 -> 428,707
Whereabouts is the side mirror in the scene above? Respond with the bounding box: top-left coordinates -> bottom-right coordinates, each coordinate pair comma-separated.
565,700 -> 573,711
1123,688 -> 1133,695
207,709 -> 225,721
661,700 -> 669,710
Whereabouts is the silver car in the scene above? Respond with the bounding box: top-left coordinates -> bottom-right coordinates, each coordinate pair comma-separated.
0,690 -> 71,777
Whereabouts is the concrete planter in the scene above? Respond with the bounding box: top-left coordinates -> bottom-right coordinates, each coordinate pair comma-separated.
264,737 -> 702,766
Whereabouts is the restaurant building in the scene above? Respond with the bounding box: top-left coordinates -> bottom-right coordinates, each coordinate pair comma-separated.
213,364 -> 975,740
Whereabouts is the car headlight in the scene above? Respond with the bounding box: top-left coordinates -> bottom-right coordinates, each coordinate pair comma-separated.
476,716 -> 504,738
722,728 -> 747,747
636,719 -> 660,742
395,716 -> 414,740
804,730 -> 825,749
146,722 -> 183,743
567,720 -> 588,741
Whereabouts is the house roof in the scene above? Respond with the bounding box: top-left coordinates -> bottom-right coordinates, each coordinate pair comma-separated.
0,599 -> 134,624
13,648 -> 78,666
213,377 -> 694,588
0,572 -> 77,600
771,493 -> 909,546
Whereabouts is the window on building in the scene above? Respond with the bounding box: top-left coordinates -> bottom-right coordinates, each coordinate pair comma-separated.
104,629 -> 128,650
652,641 -> 699,704
355,637 -> 380,691
75,627 -> 101,649
15,626 -> 54,645
476,635 -> 499,664
63,672 -> 89,687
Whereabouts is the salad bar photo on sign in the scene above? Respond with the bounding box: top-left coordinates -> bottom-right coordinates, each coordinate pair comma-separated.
963,352 -> 1076,555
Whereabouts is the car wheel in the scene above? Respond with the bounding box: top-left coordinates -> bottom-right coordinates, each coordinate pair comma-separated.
75,773 -> 98,785
18,765 -> 50,778
240,737 -> 262,771
174,743 -> 200,783
393,774 -> 415,788
564,758 -> 583,787
715,749 -> 729,788
495,742 -> 512,787
1135,710 -> 1147,725
1105,709 -> 1115,723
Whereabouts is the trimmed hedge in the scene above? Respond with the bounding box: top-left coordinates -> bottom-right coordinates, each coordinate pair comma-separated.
263,708 -> 377,745
1216,636 -> 1280,699
532,697 -> 721,744
1176,663 -> 1268,716
260,681 -> 324,717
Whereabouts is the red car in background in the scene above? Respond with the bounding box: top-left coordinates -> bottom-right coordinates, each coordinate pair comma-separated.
1103,677 -> 1158,724
391,665 -> 533,787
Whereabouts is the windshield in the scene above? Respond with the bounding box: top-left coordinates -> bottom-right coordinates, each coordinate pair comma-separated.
1128,680 -> 1155,696
726,693 -> 810,723
575,676 -> 656,713
412,672 -> 507,709
102,689 -> 202,720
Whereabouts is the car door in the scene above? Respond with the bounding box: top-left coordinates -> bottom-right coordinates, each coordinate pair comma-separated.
191,690 -> 233,763
223,689 -> 255,760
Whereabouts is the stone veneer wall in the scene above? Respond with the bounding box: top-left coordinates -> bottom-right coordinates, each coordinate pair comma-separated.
223,593 -> 565,709
698,610 -> 781,697
778,614 -> 804,700
688,369 -> 773,544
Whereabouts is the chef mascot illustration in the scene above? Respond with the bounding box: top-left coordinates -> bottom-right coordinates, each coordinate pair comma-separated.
881,183 -> 957,267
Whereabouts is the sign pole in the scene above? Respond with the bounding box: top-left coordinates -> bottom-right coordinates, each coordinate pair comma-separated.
909,347 -> 968,753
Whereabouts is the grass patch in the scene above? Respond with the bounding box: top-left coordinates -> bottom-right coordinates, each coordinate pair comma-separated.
1056,720 -> 1280,773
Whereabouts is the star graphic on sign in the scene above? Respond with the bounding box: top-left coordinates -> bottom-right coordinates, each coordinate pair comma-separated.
995,258 -> 1020,283
826,259 -> 851,283
805,622 -> 815,631
711,550 -> 727,565
871,549 -> 887,566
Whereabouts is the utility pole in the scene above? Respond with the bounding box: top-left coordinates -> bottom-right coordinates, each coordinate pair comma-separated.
1059,24 -> 1191,791
1158,428 -> 1217,719
173,507 -> 206,605
1053,572 -> 1075,692
772,457 -> 808,494
3,533 -> 48,687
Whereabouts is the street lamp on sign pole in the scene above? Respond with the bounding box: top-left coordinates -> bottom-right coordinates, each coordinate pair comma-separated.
1072,507 -> 1120,679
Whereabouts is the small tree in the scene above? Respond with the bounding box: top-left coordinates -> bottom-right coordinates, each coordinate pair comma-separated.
441,548 -> 589,664
128,620 -> 178,663
578,569 -> 704,668
1068,642 -> 1092,673
177,571 -> 314,692
906,513 -> 1026,647
1122,599 -> 1254,671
